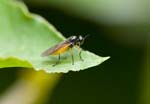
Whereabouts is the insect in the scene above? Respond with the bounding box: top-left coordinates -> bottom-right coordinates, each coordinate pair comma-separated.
41,35 -> 89,66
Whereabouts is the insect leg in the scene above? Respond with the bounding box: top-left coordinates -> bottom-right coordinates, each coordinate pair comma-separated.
79,49 -> 84,61
75,45 -> 84,61
53,54 -> 60,67
70,48 -> 74,65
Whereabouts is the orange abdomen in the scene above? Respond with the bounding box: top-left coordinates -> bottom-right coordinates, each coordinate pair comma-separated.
52,44 -> 70,55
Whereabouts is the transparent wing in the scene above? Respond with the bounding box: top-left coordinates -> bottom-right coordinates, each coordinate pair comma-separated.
41,41 -> 70,57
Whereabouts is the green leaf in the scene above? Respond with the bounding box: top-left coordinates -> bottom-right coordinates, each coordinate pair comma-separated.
0,0 -> 110,73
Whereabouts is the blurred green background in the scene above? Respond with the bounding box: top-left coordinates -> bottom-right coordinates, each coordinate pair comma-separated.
0,0 -> 149,104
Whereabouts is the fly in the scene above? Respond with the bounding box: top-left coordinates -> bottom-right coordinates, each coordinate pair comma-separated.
41,35 -> 89,66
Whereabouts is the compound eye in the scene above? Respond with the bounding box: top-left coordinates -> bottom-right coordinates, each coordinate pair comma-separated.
79,35 -> 83,41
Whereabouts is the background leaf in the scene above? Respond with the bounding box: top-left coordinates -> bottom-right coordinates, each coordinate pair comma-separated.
0,0 -> 109,73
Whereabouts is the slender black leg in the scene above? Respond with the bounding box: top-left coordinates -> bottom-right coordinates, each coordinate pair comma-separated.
53,54 -> 60,67
79,50 -> 84,61
70,48 -> 74,65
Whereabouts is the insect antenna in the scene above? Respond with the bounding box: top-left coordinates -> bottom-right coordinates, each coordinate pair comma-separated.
84,34 -> 90,39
